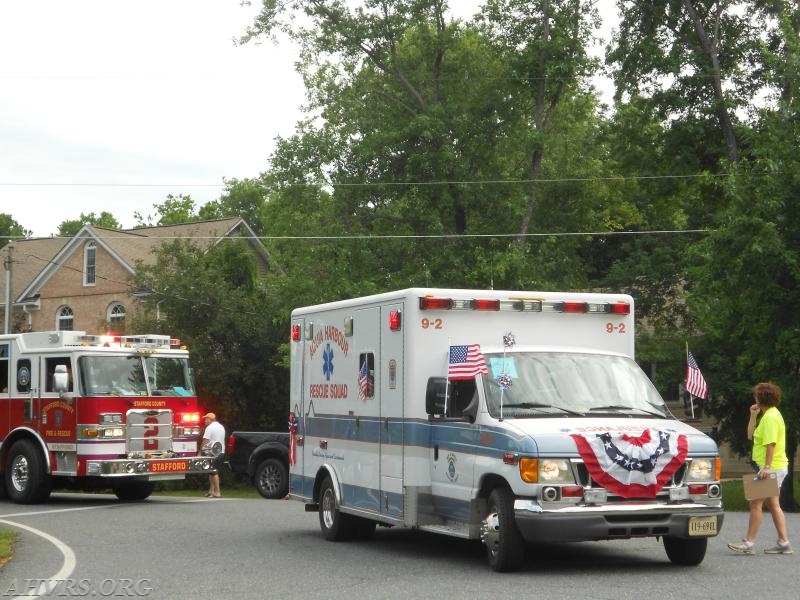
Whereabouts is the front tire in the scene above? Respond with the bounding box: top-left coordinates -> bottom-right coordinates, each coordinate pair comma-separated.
663,536 -> 707,565
255,458 -> 289,499
113,481 -> 155,501
318,476 -> 355,541
483,487 -> 525,572
5,440 -> 52,504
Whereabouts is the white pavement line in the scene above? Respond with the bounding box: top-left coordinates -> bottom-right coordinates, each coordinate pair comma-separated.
0,518 -> 76,599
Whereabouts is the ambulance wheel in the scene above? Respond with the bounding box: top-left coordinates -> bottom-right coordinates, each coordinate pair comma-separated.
484,487 -> 525,572
318,476 -> 355,541
255,458 -> 288,499
663,536 -> 707,566
5,439 -> 52,504
113,482 -> 154,501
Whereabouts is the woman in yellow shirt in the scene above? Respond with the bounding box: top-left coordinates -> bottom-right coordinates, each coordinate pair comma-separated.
728,382 -> 792,554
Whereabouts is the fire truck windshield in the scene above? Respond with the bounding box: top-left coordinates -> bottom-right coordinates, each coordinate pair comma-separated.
78,355 -> 195,397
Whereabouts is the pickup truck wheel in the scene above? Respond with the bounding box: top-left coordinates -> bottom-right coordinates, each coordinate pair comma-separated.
113,482 -> 155,501
255,458 -> 289,499
663,536 -> 707,565
5,440 -> 51,504
318,476 -> 355,541
483,487 -> 525,572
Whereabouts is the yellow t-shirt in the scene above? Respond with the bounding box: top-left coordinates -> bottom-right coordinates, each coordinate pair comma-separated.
752,407 -> 788,470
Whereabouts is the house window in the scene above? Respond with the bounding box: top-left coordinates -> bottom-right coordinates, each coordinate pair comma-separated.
108,302 -> 126,326
84,242 -> 96,286
57,306 -> 74,331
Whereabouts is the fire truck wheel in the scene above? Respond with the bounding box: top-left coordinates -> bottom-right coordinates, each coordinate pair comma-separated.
113,482 -> 155,501
318,476 -> 356,541
663,535 -> 707,565
5,439 -> 52,504
484,487 -> 525,572
255,458 -> 289,499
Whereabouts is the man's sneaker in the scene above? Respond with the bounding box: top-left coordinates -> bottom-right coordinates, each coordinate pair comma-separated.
728,540 -> 755,554
764,541 -> 793,555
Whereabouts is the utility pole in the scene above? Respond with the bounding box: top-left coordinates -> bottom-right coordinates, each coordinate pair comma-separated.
3,244 -> 13,334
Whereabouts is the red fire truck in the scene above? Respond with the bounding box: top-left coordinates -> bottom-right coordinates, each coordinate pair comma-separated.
0,330 -> 216,503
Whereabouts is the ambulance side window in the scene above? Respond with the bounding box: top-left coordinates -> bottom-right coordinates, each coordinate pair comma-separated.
358,353 -> 375,399
0,344 -> 8,393
449,380 -> 477,418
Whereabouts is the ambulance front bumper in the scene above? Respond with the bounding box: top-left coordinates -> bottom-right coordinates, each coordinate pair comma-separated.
85,455 -> 218,477
513,499 -> 724,542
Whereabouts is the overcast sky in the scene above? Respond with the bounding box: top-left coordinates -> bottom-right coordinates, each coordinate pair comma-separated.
1,1 -> 614,238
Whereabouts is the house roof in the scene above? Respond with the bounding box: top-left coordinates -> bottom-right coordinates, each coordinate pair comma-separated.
1,217 -> 273,305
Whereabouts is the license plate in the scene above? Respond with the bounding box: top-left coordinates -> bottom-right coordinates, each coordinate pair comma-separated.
150,460 -> 189,473
688,515 -> 718,536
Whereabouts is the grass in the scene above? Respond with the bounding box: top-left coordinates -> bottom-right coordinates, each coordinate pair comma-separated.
0,529 -> 18,568
721,474 -> 800,512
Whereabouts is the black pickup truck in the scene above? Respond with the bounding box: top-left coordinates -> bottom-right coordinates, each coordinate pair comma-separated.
225,431 -> 289,499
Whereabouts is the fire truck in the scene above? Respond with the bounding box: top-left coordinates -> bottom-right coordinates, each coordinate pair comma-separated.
0,330 -> 217,504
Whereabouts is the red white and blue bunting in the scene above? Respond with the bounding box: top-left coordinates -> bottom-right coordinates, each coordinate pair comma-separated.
570,429 -> 688,498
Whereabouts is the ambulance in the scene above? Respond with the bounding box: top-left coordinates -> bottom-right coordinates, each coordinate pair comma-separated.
0,331 -> 216,503
288,288 -> 724,571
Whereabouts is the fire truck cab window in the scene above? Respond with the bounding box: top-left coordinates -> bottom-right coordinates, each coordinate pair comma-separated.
16,359 -> 31,393
45,357 -> 73,393
0,344 -> 8,393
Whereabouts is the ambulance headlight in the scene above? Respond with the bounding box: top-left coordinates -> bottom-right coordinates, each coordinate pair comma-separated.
686,458 -> 718,482
540,459 -> 572,483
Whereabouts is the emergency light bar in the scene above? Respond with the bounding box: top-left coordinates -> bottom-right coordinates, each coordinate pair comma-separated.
419,296 -> 629,315
75,334 -> 182,349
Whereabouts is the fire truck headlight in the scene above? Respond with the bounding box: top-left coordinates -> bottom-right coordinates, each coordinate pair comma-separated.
686,458 -> 718,482
539,459 -> 572,483
100,427 -> 125,438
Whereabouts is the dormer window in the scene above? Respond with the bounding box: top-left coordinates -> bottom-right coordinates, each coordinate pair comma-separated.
84,242 -> 96,286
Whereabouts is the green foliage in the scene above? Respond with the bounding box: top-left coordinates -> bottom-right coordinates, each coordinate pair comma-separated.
57,212 -> 121,237
134,194 -> 199,227
0,214 -> 29,249
132,240 -> 288,431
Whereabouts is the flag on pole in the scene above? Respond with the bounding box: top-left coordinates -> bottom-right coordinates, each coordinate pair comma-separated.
448,344 -> 488,380
685,351 -> 708,400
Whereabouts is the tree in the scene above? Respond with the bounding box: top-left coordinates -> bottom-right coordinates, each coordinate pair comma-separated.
199,178 -> 270,237
608,0 -> 766,165
0,214 -> 29,250
132,239 -> 288,431
133,194 -> 199,227
57,212 -> 121,237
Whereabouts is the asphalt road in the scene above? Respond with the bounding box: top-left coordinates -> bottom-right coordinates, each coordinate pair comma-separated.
0,494 -> 798,600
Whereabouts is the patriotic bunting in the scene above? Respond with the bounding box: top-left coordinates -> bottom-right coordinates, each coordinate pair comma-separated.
570,429 -> 688,498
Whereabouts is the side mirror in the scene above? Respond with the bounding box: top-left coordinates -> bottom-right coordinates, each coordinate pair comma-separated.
425,377 -> 447,415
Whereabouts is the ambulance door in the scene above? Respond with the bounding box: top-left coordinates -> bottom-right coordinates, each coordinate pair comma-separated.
290,316 -> 307,498
353,307 -> 380,513
379,303 -> 403,517
0,343 -> 10,436
429,378 -> 479,524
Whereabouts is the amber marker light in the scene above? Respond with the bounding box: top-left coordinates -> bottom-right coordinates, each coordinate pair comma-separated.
519,458 -> 539,483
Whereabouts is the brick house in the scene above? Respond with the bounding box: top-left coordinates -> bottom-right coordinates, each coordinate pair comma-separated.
1,218 -> 271,334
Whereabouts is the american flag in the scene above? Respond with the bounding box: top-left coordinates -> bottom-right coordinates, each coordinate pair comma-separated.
358,361 -> 369,401
685,351 -> 708,399
448,344 -> 488,380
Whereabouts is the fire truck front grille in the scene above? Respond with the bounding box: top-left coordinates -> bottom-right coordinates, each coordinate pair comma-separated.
126,409 -> 173,454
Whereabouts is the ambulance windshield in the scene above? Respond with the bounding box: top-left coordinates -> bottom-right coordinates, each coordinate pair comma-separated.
482,352 -> 668,419
78,355 -> 195,397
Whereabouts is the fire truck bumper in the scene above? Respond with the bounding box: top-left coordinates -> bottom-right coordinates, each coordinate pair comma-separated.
512,499 -> 724,543
85,456 -> 218,477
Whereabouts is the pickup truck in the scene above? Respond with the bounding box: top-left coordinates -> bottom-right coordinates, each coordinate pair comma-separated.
225,431 -> 289,499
